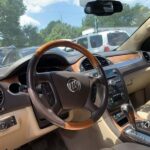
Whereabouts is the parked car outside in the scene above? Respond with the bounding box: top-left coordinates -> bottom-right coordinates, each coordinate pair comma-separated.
0,46 -> 16,65
73,30 -> 129,53
1,46 -> 76,67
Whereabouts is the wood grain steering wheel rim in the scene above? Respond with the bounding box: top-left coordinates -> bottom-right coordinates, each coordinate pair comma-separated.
27,40 -> 108,130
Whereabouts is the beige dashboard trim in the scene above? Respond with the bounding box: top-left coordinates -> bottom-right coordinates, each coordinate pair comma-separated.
98,112 -> 122,147
124,66 -> 150,94
69,109 -> 122,147
0,115 -> 20,137
0,107 -> 73,150
118,18 -> 150,51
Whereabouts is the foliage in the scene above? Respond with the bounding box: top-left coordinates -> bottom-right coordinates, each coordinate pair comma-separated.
82,4 -> 150,29
0,0 -> 25,47
22,25 -> 43,47
41,21 -> 81,42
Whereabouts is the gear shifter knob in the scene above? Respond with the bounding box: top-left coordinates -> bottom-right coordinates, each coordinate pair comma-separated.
121,103 -> 136,129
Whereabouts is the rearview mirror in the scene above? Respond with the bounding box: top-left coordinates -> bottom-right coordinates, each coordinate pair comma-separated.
84,1 -> 123,16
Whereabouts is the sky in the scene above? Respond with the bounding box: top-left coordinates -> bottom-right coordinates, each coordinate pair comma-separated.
19,0 -> 150,29
20,0 -> 85,29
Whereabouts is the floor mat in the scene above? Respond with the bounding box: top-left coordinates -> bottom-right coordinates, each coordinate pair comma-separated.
17,131 -> 68,150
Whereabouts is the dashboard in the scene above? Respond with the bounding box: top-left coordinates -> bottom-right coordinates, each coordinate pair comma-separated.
0,49 -> 150,150
0,50 -> 149,115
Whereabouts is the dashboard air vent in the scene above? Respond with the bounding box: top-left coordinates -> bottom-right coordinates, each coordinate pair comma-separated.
143,52 -> 150,62
82,58 -> 93,71
81,56 -> 109,71
0,88 -> 4,105
97,56 -> 110,67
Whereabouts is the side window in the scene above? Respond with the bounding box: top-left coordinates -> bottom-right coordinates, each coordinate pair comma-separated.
77,38 -> 88,49
107,32 -> 129,46
90,35 -> 103,48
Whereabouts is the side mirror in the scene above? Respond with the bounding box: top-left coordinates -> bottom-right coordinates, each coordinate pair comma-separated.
84,0 -> 123,16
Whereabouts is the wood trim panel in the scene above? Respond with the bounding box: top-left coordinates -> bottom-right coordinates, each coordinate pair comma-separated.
71,58 -> 83,72
108,54 -> 140,64
65,119 -> 94,130
2,76 -> 19,84
71,53 -> 140,73
111,111 -> 144,137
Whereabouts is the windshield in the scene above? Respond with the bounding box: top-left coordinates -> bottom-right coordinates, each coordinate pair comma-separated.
0,0 -> 150,67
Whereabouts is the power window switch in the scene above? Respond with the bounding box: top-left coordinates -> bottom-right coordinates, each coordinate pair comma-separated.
0,122 -> 7,130
0,116 -> 17,131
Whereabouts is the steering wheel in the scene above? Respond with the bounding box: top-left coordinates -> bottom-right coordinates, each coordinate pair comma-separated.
27,40 -> 108,130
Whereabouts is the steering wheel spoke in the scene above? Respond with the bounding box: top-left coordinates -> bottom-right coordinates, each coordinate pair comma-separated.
84,102 -> 98,113
40,80 -> 63,114
35,72 -> 50,83
89,73 -> 105,85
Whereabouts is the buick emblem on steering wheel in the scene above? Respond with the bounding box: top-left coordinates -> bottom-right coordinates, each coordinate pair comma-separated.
67,79 -> 81,92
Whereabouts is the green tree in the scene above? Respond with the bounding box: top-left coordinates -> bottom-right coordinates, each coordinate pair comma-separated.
40,21 -> 61,39
41,21 -> 81,42
0,0 -> 26,47
82,3 -> 150,29
82,15 -> 95,29
23,25 -> 43,47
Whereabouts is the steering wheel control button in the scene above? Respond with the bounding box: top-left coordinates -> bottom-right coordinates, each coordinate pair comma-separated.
67,78 -> 81,93
0,116 -> 17,131
41,83 -> 55,106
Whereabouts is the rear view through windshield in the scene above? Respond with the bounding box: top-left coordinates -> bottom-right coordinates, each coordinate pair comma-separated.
108,32 -> 129,46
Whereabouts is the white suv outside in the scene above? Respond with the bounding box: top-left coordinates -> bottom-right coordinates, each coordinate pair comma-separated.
73,30 -> 129,53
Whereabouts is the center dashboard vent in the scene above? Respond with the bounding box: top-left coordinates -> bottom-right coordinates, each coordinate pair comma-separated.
0,88 -> 4,106
143,52 -> 150,62
81,56 -> 110,71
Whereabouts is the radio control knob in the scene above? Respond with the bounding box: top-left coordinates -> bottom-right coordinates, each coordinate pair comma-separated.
112,69 -> 117,74
108,80 -> 115,86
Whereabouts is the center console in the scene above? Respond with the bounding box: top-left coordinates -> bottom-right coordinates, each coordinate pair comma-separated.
122,104 -> 150,146
105,68 -> 150,146
106,69 -> 128,110
105,69 -> 129,126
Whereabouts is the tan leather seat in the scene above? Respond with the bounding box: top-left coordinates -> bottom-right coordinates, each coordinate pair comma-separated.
137,100 -> 150,120
101,143 -> 150,150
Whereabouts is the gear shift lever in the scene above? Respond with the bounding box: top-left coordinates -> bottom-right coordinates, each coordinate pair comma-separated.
122,104 -> 150,146
121,103 -> 136,130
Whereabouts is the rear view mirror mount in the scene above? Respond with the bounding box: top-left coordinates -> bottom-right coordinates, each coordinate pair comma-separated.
84,0 -> 123,16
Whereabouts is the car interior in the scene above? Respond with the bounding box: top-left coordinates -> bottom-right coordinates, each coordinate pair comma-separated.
1,0 -> 150,150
